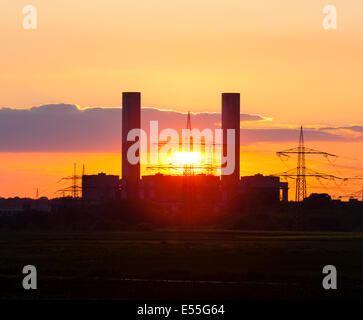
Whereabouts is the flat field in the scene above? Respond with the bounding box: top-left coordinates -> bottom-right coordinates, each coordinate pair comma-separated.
0,230 -> 362,300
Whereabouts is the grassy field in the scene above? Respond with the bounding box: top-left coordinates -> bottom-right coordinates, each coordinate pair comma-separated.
0,230 -> 363,300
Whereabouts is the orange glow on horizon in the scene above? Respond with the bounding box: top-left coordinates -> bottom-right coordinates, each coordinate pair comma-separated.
1,142 -> 363,200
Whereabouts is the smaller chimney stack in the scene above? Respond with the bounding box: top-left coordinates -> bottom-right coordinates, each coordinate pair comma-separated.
122,92 -> 141,199
221,93 -> 240,188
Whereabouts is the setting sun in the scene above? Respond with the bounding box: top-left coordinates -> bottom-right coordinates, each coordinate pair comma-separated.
172,152 -> 202,165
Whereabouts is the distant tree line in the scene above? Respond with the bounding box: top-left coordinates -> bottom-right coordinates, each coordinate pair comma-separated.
0,193 -> 362,231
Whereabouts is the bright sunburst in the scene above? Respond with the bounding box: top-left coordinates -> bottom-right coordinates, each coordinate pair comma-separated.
172,152 -> 202,165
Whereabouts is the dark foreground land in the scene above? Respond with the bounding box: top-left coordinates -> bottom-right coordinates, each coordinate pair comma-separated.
0,230 -> 363,300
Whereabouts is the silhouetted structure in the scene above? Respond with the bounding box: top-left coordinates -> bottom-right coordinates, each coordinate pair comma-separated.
140,172 -> 287,213
182,111 -> 196,224
240,174 -> 288,204
57,163 -> 82,199
276,126 -> 338,202
82,173 -> 120,203
221,93 -> 240,198
122,92 -> 141,199
295,127 -> 306,201
142,173 -> 221,212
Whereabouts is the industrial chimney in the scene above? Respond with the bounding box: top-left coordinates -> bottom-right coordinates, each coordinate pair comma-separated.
122,92 -> 141,199
221,93 -> 240,189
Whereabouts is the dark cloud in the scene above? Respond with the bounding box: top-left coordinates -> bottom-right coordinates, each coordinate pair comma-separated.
0,104 -> 359,152
141,108 -> 264,131
240,128 -> 348,144
0,105 -> 122,152
322,126 -> 363,133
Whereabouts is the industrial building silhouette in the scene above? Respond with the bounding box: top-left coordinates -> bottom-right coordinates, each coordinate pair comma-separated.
82,92 -> 288,209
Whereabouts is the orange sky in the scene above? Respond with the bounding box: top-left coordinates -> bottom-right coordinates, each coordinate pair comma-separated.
1,141 -> 363,200
1,1 -> 363,123
0,0 -> 363,199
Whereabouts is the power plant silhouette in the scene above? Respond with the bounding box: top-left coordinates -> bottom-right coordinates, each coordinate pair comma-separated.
80,92 -> 288,212
45,91 -> 363,210
2,92 -> 363,218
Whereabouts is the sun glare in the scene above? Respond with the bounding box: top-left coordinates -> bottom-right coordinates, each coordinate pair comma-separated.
172,152 -> 202,165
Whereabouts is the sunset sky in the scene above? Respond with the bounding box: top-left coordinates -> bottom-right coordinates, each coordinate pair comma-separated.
0,0 -> 363,199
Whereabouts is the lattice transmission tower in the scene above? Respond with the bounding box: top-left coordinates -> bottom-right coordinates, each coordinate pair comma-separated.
57,163 -> 83,199
183,112 -> 194,177
276,126 -> 339,202
296,126 -> 307,201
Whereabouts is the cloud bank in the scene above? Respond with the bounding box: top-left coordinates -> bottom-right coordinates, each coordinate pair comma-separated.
0,104 -> 361,152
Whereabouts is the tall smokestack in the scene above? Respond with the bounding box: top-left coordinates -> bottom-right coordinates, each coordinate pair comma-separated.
122,92 -> 141,198
221,93 -> 240,187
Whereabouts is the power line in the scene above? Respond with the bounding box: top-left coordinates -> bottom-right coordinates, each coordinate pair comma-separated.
57,163 -> 82,199
276,126 -> 339,202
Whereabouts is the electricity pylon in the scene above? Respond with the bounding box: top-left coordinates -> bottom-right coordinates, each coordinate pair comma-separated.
277,126 -> 338,202
296,126 -> 306,201
146,112 -> 218,175
182,112 -> 195,225
183,112 -> 194,177
337,188 -> 363,201
57,163 -> 83,199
